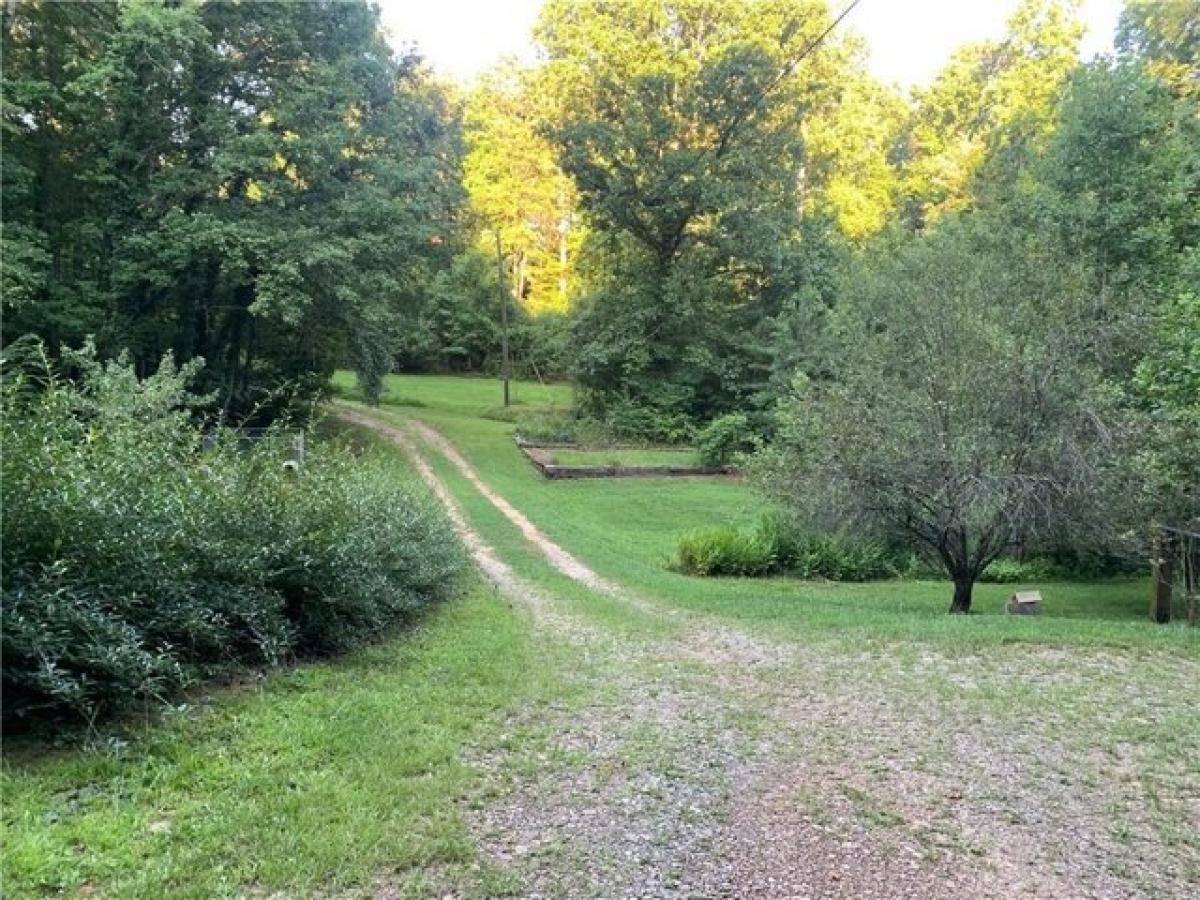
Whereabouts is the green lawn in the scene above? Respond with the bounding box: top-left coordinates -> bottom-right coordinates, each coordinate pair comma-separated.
341,371 -> 1198,653
7,373 -> 1194,899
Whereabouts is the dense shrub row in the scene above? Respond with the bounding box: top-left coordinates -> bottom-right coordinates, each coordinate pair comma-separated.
674,510 -> 1137,584
1,343 -> 462,725
673,513 -> 901,581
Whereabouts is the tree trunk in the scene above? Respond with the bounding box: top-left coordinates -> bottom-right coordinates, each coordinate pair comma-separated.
1150,530 -> 1173,624
949,578 -> 973,614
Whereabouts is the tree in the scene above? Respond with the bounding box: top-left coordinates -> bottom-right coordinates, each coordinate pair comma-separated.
801,50 -> 907,242
1132,287 -> 1200,528
1117,0 -> 1200,100
535,0 -> 846,431
1022,55 -> 1200,533
759,217 -> 1123,612
1,0 -> 464,415
900,0 -> 1084,225
463,61 -> 583,316
395,249 -> 500,373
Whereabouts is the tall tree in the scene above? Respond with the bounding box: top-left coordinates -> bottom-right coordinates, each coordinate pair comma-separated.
463,61 -> 583,316
801,58 -> 906,242
1117,0 -> 1200,100
535,0 -> 846,431
760,217 -> 1124,613
900,0 -> 1084,225
1,0 -> 464,413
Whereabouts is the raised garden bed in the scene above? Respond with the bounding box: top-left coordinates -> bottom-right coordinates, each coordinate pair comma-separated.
517,440 -> 728,479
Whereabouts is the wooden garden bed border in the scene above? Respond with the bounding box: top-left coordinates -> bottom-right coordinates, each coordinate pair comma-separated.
517,441 -> 730,480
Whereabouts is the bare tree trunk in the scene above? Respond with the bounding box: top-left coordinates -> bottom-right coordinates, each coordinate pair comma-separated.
1150,530 -> 1173,624
494,231 -> 510,408
949,577 -> 973,614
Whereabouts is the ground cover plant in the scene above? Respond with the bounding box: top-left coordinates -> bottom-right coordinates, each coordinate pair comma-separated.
1,344 -> 461,726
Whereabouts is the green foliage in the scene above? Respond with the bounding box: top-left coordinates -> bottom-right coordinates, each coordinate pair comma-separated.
1132,289 -> 1200,524
395,249 -> 572,382
1,343 -> 462,725
674,511 -> 899,581
673,527 -> 772,578
463,61 -> 583,315
758,214 -> 1126,612
978,559 -> 1053,584
754,512 -> 900,581
398,250 -> 500,374
1,0 -> 464,417
696,413 -> 758,467
900,0 -> 1084,223
536,0 -> 844,429
1117,0 -> 1200,100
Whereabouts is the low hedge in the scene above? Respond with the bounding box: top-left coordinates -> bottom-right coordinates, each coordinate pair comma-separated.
1,341 -> 462,726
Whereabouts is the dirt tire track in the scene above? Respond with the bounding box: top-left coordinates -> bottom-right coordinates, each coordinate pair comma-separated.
335,408 -> 556,619
406,419 -> 627,598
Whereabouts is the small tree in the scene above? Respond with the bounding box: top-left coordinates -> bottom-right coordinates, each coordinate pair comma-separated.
759,218 -> 1123,613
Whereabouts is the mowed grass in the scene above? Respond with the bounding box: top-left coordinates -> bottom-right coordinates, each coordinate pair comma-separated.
338,371 -> 1199,653
1,430 -> 565,899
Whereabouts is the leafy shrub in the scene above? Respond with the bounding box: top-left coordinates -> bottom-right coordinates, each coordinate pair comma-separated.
753,510 -> 806,568
757,513 -> 899,580
674,511 -> 900,581
1,341 -> 462,726
697,413 -> 758,467
673,527 -> 772,577
786,534 -> 898,581
979,558 -> 1053,583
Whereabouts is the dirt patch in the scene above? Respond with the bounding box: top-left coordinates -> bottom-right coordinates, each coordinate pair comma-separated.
407,420 -> 627,598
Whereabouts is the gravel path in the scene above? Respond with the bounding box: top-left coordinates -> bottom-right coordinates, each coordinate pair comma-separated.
339,407 -> 1200,900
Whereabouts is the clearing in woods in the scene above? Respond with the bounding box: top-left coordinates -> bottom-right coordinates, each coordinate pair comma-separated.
3,374 -> 1197,899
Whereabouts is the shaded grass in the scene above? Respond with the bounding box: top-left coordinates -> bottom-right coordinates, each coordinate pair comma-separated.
331,371 -> 571,418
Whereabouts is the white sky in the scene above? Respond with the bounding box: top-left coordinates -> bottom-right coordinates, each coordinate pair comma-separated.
376,0 -> 1125,88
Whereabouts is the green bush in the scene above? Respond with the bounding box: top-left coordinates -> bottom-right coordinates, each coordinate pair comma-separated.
979,558 -> 1053,583
756,513 -> 899,581
602,399 -> 695,444
674,512 -> 901,581
673,527 -> 772,577
696,413 -> 758,467
1,341 -> 462,726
